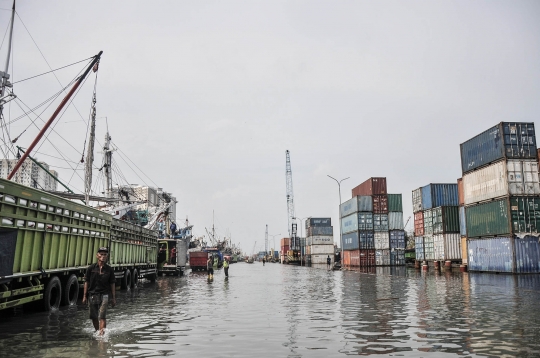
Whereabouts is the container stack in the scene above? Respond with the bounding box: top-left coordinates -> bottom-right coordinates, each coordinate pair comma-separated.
340,177 -> 405,267
280,237 -> 290,264
305,218 -> 334,265
412,184 -> 461,263
460,122 -> 540,273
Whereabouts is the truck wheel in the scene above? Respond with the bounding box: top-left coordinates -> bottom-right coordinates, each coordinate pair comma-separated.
131,269 -> 139,287
148,271 -> 157,282
62,274 -> 79,306
44,276 -> 62,311
121,269 -> 131,290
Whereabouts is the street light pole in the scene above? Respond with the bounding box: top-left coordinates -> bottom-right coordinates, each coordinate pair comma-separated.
327,175 -> 349,267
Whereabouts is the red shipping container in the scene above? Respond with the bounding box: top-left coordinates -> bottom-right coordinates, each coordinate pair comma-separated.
414,211 -> 424,236
359,249 -> 376,267
343,250 -> 359,267
352,177 -> 387,197
280,238 -> 290,247
372,195 -> 388,214
457,177 -> 464,206
280,245 -> 290,254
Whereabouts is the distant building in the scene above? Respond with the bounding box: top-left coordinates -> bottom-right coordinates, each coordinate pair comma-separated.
0,158 -> 58,191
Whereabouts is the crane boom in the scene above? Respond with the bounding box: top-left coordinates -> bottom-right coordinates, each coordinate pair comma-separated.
285,150 -> 297,248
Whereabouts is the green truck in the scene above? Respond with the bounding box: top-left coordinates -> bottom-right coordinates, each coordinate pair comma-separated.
0,178 -> 158,312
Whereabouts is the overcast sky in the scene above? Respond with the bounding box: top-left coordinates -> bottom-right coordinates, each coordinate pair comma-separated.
1,1 -> 539,253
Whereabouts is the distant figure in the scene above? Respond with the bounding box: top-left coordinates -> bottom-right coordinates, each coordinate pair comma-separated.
158,244 -> 166,264
207,256 -> 214,279
170,247 -> 177,265
327,255 -> 331,269
170,222 -> 177,235
262,257 -> 266,266
223,257 -> 230,277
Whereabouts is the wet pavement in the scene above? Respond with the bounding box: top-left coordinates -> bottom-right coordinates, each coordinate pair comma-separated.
1,262 -> 540,357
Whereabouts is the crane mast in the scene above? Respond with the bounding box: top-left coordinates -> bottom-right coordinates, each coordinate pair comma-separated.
265,224 -> 268,254
285,150 -> 297,250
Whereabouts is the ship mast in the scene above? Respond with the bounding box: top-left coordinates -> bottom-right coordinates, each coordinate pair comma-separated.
103,131 -> 113,198
84,91 -> 97,204
0,1 -> 16,158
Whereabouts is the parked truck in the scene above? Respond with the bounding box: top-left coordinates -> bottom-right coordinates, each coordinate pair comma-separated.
189,251 -> 209,271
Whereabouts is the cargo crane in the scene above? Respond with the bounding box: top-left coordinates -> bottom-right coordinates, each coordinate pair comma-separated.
285,150 -> 299,264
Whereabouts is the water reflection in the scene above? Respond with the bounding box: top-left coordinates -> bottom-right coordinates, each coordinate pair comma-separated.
1,263 -> 540,357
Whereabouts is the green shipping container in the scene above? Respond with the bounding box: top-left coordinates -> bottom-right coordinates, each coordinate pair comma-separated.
432,206 -> 460,234
465,196 -> 540,238
387,194 -> 403,212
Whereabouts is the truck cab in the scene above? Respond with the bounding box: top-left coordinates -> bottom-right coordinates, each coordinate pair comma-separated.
158,238 -> 187,276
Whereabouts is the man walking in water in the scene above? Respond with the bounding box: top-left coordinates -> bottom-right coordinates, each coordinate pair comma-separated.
223,257 -> 230,277
327,255 -> 332,270
207,255 -> 214,279
262,257 -> 266,266
83,247 -> 116,335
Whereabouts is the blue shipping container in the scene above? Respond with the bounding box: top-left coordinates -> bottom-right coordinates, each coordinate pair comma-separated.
359,231 -> 375,249
514,237 -> 540,273
459,206 -> 466,236
460,122 -> 537,174
467,237 -> 514,273
389,230 -> 406,249
373,214 -> 388,231
340,197 -> 358,218
390,250 -> 405,266
421,184 -> 459,209
358,196 -> 373,212
342,231 -> 359,250
415,237 -> 425,261
358,212 -> 374,230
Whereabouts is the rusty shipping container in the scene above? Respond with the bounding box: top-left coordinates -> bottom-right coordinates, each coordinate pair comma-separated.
460,122 -> 537,175
372,195 -> 389,214
414,211 -> 424,236
280,238 -> 290,247
359,250 -> 376,266
457,178 -> 464,206
352,177 -> 387,197
343,250 -> 359,267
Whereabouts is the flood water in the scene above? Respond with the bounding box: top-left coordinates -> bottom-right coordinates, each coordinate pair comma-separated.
1,263 -> 540,357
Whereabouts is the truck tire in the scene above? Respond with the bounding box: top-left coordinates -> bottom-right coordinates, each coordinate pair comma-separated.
121,269 -> 131,290
44,276 -> 62,311
147,271 -> 157,282
131,269 -> 138,287
62,274 -> 79,306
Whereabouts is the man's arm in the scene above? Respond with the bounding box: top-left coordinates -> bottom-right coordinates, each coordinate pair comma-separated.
82,281 -> 88,304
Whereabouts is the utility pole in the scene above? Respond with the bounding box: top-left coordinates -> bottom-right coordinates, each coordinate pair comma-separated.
265,224 -> 268,254
328,175 -> 349,266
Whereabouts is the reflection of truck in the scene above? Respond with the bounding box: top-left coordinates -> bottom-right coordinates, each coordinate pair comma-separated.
189,251 -> 209,271
158,237 -> 189,276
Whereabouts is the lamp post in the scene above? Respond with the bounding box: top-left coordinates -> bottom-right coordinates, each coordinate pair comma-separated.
269,233 -> 281,260
327,175 -> 349,266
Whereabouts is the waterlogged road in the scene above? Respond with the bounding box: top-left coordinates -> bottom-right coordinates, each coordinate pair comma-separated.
1,263 -> 540,357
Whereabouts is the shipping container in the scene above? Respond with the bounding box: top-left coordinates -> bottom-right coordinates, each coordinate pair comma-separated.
466,196 -> 540,238
387,194 -> 403,212
306,217 -> 332,228
343,250 -> 359,267
309,235 -> 334,245
390,250 -> 405,266
424,236 -> 434,260
374,231 -> 390,249
340,197 -> 358,217
421,183 -> 459,209
457,178 -> 464,206
358,212 -> 374,230
341,213 -> 358,234
415,237 -> 425,261
352,177 -> 387,197
389,230 -> 405,249
433,233 -> 461,261
359,231 -> 375,249
280,245 -> 290,254
461,122 -> 537,175
280,238 -> 290,247
342,231 -> 359,250
310,244 -> 335,255
373,214 -> 389,231
414,211 -> 424,236
311,254 -> 333,265
514,237 -> 540,273
461,236 -> 467,264
412,188 -> 423,212
432,206 -> 460,234
423,209 -> 434,235
307,226 -> 333,236
372,195 -> 389,214
359,249 -> 376,267
375,249 -> 390,266
459,206 -> 466,236
388,212 -> 404,230
358,196 -> 373,212
462,160 -> 540,205
467,237 -> 513,272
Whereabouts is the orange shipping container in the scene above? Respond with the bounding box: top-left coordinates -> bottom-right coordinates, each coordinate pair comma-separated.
343,250 -> 360,267
280,238 -> 290,247
457,178 -> 464,206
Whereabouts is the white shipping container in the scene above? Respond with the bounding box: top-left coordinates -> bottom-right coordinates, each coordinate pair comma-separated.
374,232 -> 390,249
310,244 -> 335,255
433,233 -> 462,260
341,213 -> 359,234
375,250 -> 390,266
412,188 -> 422,212
311,254 -> 333,265
424,235 -> 435,260
388,212 -> 404,230
463,159 -> 540,205
309,235 -> 334,245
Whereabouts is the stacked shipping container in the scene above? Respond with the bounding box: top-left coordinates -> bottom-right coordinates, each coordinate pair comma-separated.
412,183 -> 461,263
460,122 -> 540,273
341,177 -> 405,267
305,218 -> 334,265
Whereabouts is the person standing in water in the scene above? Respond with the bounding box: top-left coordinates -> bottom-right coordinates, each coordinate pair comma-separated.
262,257 -> 266,266
83,247 -> 116,335
207,255 -> 214,279
327,255 -> 331,269
223,257 -> 230,277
